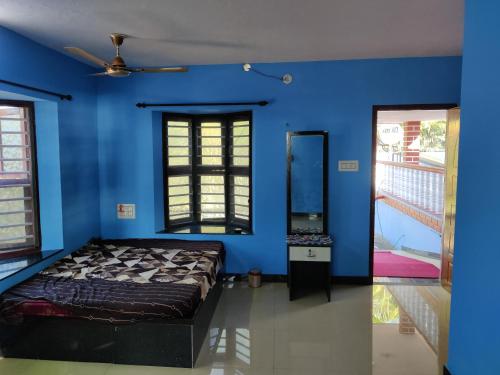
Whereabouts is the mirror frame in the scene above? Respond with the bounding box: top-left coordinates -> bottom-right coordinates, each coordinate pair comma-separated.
286,131 -> 329,235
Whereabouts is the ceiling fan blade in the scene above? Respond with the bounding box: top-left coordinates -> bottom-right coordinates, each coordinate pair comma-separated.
129,67 -> 188,73
89,72 -> 109,76
65,47 -> 109,67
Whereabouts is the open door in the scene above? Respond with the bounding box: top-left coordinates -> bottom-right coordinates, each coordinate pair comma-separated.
441,108 -> 460,289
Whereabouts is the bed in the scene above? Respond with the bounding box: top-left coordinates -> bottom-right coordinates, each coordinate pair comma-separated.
0,238 -> 225,367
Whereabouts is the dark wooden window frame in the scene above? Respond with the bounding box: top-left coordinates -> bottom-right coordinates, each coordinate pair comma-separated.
162,111 -> 253,234
0,100 -> 41,259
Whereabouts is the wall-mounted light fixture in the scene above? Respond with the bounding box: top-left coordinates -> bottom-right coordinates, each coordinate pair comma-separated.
243,63 -> 293,85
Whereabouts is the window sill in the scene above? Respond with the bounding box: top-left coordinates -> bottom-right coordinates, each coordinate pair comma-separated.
157,224 -> 252,235
0,249 -> 64,281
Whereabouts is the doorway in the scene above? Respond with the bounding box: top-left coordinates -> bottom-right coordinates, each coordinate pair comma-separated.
370,105 -> 459,285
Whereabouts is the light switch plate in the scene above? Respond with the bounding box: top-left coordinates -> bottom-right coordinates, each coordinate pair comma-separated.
117,204 -> 135,219
338,160 -> 359,172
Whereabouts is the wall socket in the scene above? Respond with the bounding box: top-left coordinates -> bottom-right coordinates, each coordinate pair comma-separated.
117,204 -> 135,219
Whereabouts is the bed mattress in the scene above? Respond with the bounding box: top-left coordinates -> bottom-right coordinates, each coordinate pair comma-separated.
0,239 -> 224,323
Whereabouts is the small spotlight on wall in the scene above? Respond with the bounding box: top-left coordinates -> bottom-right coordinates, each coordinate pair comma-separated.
242,63 -> 293,85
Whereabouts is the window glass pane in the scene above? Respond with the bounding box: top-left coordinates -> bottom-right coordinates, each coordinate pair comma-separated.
168,148 -> 189,156
233,157 -> 249,166
0,105 -> 37,252
3,160 -> 26,172
201,194 -> 225,203
235,206 -> 249,217
167,175 -> 191,221
169,185 -> 189,195
168,121 -> 189,127
168,137 -> 189,147
168,127 -> 189,137
234,196 -> 248,206
167,120 -> 190,167
2,133 -> 23,146
0,120 -> 23,132
231,120 -> 250,167
168,157 -> 190,166
169,195 -> 190,205
203,137 -> 222,146
234,185 -> 249,196
234,176 -> 249,185
170,176 -> 189,185
2,147 -> 24,159
231,175 -> 250,221
233,146 -> 249,156
0,199 -> 27,213
0,106 -> 24,119
199,175 -> 225,221
233,123 -> 250,136
233,136 -> 249,146
200,122 -> 223,166
169,204 -> 190,217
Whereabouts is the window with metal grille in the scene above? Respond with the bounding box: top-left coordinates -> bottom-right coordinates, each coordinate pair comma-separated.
163,112 -> 252,233
0,101 -> 40,258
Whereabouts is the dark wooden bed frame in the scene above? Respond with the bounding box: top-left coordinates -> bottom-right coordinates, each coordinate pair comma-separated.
0,281 -> 222,368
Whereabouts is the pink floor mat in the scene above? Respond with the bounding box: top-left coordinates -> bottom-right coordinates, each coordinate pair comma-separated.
374,251 -> 440,278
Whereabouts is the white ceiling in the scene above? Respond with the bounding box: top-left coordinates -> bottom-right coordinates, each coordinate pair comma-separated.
0,0 -> 464,67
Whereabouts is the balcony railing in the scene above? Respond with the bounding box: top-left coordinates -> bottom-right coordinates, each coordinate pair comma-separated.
376,160 -> 444,219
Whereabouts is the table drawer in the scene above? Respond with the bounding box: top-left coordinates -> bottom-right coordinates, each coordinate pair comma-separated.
289,246 -> 331,262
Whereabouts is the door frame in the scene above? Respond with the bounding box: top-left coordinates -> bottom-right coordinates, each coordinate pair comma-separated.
369,103 -> 457,280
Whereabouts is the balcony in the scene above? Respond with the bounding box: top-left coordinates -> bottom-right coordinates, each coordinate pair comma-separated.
376,161 -> 444,229
374,161 -> 444,279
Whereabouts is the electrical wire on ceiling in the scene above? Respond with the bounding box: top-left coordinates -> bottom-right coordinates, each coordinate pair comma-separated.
242,63 -> 293,84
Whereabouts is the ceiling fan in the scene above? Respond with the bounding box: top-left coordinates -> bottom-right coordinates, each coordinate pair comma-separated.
65,33 -> 188,77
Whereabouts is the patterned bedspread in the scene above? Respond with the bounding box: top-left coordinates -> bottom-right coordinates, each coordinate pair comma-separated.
0,239 -> 224,323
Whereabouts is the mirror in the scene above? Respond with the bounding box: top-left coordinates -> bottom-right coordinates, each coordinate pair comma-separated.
287,131 -> 328,234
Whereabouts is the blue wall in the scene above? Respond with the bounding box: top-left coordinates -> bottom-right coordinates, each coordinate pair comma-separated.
374,200 -> 442,254
34,101 -> 64,250
448,1 -> 500,374
0,27 -> 100,292
97,57 -> 461,276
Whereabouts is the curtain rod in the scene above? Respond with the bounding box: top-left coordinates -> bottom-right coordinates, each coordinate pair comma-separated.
0,79 -> 72,101
136,101 -> 269,108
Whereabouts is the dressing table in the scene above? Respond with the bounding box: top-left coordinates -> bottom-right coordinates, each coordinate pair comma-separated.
286,131 -> 333,302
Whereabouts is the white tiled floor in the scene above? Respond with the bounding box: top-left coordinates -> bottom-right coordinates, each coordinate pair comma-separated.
0,282 -> 450,375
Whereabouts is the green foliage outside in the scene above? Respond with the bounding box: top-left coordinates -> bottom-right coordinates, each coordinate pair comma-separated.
420,120 -> 446,151
372,285 -> 400,324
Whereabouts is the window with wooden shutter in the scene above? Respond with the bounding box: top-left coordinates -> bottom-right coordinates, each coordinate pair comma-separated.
163,112 -> 252,233
228,117 -> 251,227
0,101 -> 40,258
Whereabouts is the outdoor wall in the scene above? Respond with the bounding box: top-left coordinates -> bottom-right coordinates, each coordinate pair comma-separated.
97,56 -> 461,276
374,200 -> 441,255
0,27 -> 100,293
448,0 -> 500,374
